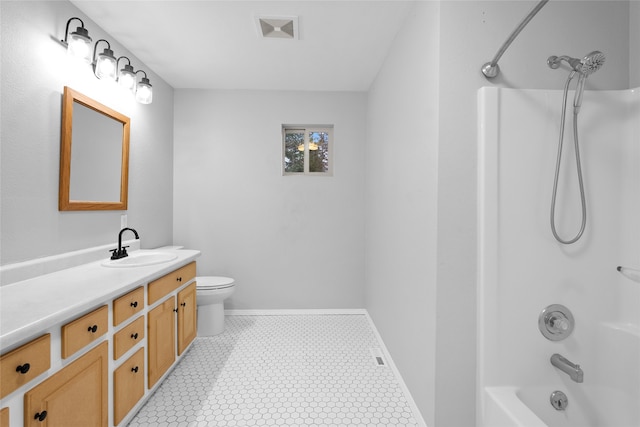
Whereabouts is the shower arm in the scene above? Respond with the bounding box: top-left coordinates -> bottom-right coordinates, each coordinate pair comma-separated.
481,0 -> 550,79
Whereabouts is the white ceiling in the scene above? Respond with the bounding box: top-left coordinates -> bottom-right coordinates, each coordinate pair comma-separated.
71,1 -> 415,91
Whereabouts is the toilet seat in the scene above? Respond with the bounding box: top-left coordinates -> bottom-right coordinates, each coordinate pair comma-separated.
196,276 -> 235,290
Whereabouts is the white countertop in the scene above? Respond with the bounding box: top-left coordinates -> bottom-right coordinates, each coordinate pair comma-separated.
0,248 -> 200,352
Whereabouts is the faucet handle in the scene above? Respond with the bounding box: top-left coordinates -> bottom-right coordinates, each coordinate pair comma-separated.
121,245 -> 130,256
109,248 -> 119,260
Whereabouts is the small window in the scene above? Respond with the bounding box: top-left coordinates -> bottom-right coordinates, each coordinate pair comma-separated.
283,125 -> 333,175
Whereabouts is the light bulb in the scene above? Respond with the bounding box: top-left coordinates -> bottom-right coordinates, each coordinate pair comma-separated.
67,33 -> 92,64
118,65 -> 136,93
95,53 -> 117,81
136,78 -> 153,104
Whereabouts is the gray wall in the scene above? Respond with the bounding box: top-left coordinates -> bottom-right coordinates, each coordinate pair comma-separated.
173,90 -> 366,309
0,1 -> 174,265
632,0 -> 640,88
364,2 -> 439,424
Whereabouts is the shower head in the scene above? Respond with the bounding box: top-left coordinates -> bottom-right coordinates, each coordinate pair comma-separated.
547,51 -> 606,75
578,51 -> 606,75
548,51 -> 606,113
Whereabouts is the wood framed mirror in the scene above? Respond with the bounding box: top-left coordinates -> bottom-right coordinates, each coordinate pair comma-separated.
59,86 -> 130,211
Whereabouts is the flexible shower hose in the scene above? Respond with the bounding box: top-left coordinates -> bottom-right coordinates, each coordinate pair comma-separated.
550,71 -> 587,244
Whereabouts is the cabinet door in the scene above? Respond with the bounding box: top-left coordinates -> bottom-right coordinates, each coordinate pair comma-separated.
113,348 -> 144,425
147,297 -> 175,388
177,282 -> 197,355
0,407 -> 8,427
24,341 -> 108,427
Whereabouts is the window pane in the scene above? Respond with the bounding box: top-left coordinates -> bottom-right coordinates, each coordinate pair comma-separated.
284,131 -> 304,173
308,131 -> 329,173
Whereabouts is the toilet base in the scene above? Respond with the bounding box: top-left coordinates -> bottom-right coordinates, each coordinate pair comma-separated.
197,302 -> 225,336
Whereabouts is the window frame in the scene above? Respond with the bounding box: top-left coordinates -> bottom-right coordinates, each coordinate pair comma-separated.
282,125 -> 333,176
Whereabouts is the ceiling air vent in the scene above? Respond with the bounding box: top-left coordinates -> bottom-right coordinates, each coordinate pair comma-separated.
256,16 -> 298,39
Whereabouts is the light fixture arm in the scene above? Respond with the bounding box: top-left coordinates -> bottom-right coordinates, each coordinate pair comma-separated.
92,39 -> 111,64
62,17 -> 87,44
117,56 -> 132,69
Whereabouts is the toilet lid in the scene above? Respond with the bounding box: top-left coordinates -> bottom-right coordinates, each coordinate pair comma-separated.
196,276 -> 235,290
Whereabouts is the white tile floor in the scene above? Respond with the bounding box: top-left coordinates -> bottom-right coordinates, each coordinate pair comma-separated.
128,314 -> 422,427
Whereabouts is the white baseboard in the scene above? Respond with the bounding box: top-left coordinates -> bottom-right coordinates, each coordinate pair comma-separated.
224,308 -> 368,316
362,311 -> 428,427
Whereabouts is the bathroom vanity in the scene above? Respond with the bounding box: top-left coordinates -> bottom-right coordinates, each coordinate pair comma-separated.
0,247 -> 200,426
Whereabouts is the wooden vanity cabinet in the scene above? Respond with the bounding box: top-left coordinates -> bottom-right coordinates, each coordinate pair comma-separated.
113,348 -> 145,425
147,297 -> 176,388
148,278 -> 197,387
0,334 -> 50,399
24,341 -> 108,427
2,259 -> 197,427
177,282 -> 197,356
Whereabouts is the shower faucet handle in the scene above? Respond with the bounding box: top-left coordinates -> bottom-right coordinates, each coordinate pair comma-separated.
539,304 -> 575,341
549,314 -> 569,331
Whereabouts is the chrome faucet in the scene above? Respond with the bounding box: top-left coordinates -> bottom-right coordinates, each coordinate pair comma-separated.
110,227 -> 139,260
550,353 -> 583,383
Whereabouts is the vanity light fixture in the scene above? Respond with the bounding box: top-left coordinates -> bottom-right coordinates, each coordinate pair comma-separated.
58,17 -> 156,103
93,39 -> 117,81
61,17 -> 93,64
135,70 -> 153,104
117,56 -> 136,93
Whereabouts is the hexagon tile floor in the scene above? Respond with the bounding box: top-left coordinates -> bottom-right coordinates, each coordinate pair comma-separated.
128,314 -> 424,427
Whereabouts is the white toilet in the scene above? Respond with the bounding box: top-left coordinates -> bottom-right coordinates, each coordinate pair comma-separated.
195,276 -> 235,336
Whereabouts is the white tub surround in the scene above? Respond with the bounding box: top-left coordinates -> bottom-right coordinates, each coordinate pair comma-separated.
0,245 -> 200,427
477,87 -> 640,427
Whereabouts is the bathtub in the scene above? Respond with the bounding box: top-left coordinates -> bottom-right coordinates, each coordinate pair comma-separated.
477,87 -> 640,427
482,321 -> 640,427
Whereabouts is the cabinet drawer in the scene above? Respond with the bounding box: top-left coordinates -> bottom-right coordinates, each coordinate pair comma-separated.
61,305 -> 108,359
113,287 -> 144,326
0,334 -> 50,399
113,316 -> 144,360
114,348 -> 145,425
148,262 -> 196,305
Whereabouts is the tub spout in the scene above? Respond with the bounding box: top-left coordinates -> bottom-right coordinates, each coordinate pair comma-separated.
550,353 -> 583,383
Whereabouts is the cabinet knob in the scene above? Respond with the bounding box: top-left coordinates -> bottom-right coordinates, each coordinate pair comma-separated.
88,325 -> 98,333
176,276 -> 182,282
131,301 -> 138,308
34,411 -> 47,422
16,363 -> 31,374
131,332 -> 139,340
173,308 -> 179,313
181,302 -> 187,307
131,366 -> 139,373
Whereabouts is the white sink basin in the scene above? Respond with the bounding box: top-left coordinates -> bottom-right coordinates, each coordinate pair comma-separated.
101,251 -> 178,268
